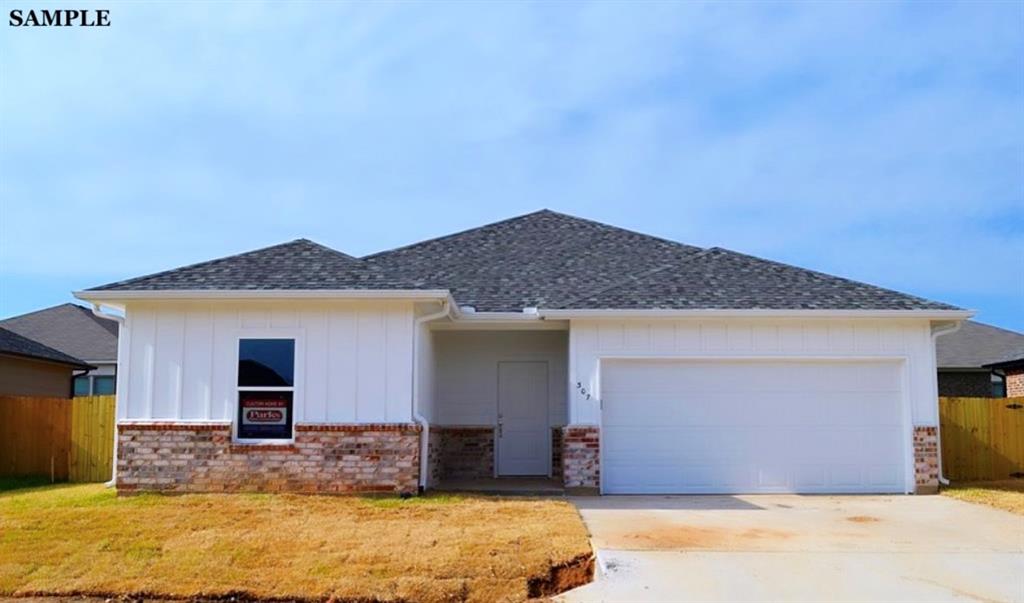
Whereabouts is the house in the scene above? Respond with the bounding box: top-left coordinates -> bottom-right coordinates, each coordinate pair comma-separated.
935,321 -> 1024,397
984,358 -> 1024,398
0,327 -> 95,397
74,210 -> 971,496
1,303 -> 119,397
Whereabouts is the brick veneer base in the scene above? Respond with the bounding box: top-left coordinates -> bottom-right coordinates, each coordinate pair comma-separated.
562,426 -> 599,490
431,427 -> 494,480
116,422 -> 420,495
913,425 -> 939,494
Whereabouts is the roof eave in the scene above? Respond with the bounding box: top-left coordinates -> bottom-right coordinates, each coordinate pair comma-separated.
537,308 -> 975,320
74,289 -> 452,304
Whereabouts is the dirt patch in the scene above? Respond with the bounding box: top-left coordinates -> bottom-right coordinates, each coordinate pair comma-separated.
846,515 -> 881,523
526,553 -> 595,599
618,525 -> 794,549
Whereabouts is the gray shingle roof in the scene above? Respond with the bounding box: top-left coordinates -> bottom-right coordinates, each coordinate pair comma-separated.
554,247 -> 960,311
1,304 -> 118,362
86,210 -> 962,313
0,327 -> 94,369
936,321 -> 1024,368
361,210 -> 705,311
89,239 -> 410,291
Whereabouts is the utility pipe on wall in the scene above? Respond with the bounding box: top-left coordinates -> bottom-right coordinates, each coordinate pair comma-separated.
90,303 -> 125,488
411,300 -> 450,491
931,320 -> 964,487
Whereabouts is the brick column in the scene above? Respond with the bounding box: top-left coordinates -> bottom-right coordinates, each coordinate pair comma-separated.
913,426 -> 939,494
1006,369 -> 1024,397
562,425 -> 599,492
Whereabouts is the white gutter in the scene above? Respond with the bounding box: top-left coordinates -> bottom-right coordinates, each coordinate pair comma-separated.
74,289 -> 451,302
538,308 -> 975,320
411,299 -> 452,491
90,304 -> 125,488
931,319 -> 965,487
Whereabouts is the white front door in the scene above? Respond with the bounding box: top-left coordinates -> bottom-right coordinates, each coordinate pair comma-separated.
497,361 -> 549,476
602,359 -> 907,494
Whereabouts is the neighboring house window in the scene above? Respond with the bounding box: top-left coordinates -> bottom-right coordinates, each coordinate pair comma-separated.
73,376 -> 90,396
94,376 -> 116,395
992,373 -> 1007,398
236,338 -> 295,441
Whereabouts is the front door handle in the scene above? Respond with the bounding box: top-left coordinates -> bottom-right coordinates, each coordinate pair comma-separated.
497,422 -> 503,438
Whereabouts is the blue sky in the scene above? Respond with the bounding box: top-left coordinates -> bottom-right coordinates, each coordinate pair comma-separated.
1,1 -> 1021,329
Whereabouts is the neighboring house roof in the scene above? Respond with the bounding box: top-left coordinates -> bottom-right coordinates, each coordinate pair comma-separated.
984,357 -> 1024,371
936,321 -> 1024,369
85,209 -> 962,313
0,327 -> 94,369
0,303 -> 118,363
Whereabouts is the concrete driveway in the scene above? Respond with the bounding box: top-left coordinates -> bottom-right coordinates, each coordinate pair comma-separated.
558,495 -> 1024,602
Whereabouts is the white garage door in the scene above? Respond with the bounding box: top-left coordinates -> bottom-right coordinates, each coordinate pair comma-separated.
601,360 -> 908,494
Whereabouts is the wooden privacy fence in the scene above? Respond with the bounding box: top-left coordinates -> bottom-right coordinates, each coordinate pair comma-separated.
0,395 -> 115,482
939,396 -> 1024,482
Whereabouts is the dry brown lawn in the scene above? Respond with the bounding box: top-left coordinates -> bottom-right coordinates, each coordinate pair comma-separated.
0,480 -> 592,602
942,480 -> 1024,515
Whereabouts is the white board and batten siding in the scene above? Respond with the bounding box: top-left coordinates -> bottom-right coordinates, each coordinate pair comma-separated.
119,301 -> 416,423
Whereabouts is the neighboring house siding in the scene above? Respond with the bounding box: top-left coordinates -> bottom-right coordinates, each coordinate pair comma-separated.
937,371 -> 994,398
119,301 -> 415,423
1008,369 -> 1024,398
433,330 -> 568,427
0,355 -> 73,397
569,319 -> 939,425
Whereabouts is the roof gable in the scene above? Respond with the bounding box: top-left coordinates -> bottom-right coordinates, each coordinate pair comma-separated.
1,304 -> 119,362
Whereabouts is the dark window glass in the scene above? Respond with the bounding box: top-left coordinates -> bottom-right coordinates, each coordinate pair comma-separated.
73,376 -> 90,396
238,390 -> 293,440
238,339 -> 294,386
992,374 -> 1007,398
94,376 -> 116,395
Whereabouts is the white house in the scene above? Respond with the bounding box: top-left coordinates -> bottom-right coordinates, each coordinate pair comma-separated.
75,210 -> 970,495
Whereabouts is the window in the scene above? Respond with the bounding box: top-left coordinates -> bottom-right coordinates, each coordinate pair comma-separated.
992,373 -> 1007,398
237,338 -> 295,441
73,376 -> 90,396
93,376 -> 116,395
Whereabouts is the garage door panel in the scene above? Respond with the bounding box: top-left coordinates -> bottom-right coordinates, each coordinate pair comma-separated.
601,360 -> 907,494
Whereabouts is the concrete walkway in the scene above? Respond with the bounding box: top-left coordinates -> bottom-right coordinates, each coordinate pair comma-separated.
559,495 -> 1024,602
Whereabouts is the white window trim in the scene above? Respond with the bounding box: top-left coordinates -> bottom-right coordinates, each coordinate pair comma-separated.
232,332 -> 303,445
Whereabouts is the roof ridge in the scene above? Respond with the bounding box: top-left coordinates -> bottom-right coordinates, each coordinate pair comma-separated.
553,247 -> 717,308
87,238 -> 352,291
361,209 -> 702,260
706,246 -> 961,309
539,209 -> 703,253
360,209 -> 553,260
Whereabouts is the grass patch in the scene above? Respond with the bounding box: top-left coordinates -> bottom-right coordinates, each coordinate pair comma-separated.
0,484 -> 591,602
942,480 -> 1024,515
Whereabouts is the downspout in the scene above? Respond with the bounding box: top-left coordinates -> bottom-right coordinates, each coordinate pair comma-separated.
411,299 -> 450,492
91,304 -> 124,488
931,320 -> 964,487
